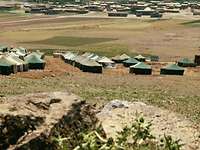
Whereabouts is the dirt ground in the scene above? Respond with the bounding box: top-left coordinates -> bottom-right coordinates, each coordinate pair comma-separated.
0,56 -> 198,124
0,12 -> 200,61
97,100 -> 200,150
13,56 -> 200,78
0,91 -> 98,149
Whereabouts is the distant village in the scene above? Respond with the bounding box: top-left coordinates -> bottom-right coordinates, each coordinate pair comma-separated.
1,1 -> 200,18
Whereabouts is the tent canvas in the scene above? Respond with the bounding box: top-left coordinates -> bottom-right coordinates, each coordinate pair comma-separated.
160,64 -> 184,75
10,55 -> 29,71
80,59 -> 102,73
177,58 -> 196,67
112,54 -> 130,63
0,55 -> 17,75
25,54 -> 45,69
134,54 -> 146,62
123,58 -> 139,67
98,57 -> 114,63
129,62 -> 152,75
7,55 -> 24,72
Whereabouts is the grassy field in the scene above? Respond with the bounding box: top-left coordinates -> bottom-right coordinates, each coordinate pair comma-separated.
0,13 -> 200,125
182,19 -> 200,27
0,15 -> 200,61
24,36 -> 117,47
0,60 -> 200,122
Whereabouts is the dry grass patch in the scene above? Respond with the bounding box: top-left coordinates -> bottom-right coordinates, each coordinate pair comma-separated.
23,36 -> 117,47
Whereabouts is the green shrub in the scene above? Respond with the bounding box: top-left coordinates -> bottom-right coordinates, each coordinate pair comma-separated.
53,116 -> 183,150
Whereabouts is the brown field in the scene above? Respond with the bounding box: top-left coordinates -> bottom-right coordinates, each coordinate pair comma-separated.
1,13 -> 200,61
0,12 -> 200,125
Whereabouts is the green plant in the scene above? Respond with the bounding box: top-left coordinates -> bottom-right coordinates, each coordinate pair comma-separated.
52,135 -> 68,150
53,116 -> 183,150
159,135 -> 184,150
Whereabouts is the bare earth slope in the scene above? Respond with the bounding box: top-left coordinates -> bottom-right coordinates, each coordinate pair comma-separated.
0,92 -> 98,150
97,100 -> 200,150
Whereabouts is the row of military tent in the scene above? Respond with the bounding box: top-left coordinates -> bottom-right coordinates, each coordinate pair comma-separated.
118,55 -> 195,75
0,51 -> 45,75
112,54 -> 159,63
61,52 -> 103,73
129,62 -> 185,75
60,51 -> 196,75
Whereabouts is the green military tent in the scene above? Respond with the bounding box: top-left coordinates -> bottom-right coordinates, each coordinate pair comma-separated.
177,58 -> 196,67
123,58 -> 139,67
10,55 -> 29,72
25,54 -> 45,69
98,57 -> 115,68
80,59 -> 102,73
160,64 -> 184,75
129,62 -> 152,75
25,52 -> 39,58
62,52 -> 74,64
35,50 -> 45,59
65,53 -> 77,65
134,54 -> 146,62
74,56 -> 88,68
149,55 -> 159,62
82,52 -> 93,58
18,47 -> 28,54
26,51 -> 44,60
90,54 -> 101,61
0,55 -> 17,75
112,54 -> 130,63
11,47 -> 27,59
0,45 -> 8,52
7,55 -> 24,72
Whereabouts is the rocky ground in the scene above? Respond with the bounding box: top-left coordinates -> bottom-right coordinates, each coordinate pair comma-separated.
97,100 -> 200,150
0,92 -> 99,150
0,92 -> 199,149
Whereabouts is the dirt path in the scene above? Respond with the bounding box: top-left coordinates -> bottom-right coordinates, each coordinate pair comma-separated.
97,100 -> 200,150
15,56 -> 80,79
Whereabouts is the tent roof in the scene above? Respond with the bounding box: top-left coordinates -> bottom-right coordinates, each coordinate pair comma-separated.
70,53 -> 78,61
0,44 -> 8,50
123,58 -> 139,64
98,57 -> 114,63
25,52 -> 41,59
178,58 -> 194,64
130,62 -> 151,69
112,55 -> 121,60
144,7 -> 152,11
74,56 -> 87,63
120,53 -> 130,59
9,52 -> 19,57
87,53 -> 96,59
82,52 -> 92,58
8,54 -> 27,64
6,55 -> 23,65
162,64 -> 184,71
62,52 -> 74,59
18,47 -> 27,54
35,50 -> 44,55
12,47 -> 27,56
25,54 -> 45,64
134,54 -> 146,59
112,53 -> 130,61
81,59 -> 102,67
90,55 -> 100,61
0,55 -> 16,66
